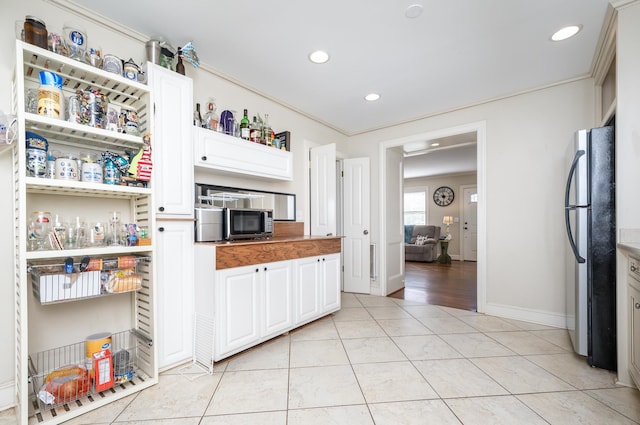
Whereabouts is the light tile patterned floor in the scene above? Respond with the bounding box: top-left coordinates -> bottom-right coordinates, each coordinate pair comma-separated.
8,293 -> 640,424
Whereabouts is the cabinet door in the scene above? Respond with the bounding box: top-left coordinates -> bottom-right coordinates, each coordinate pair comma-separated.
321,253 -> 342,313
194,127 -> 293,180
156,221 -> 194,369
148,64 -> 194,216
262,260 -> 293,338
216,265 -> 261,357
630,283 -> 640,385
295,256 -> 321,324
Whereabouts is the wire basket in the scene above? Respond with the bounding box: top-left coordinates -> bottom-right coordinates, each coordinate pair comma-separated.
29,329 -> 151,411
30,255 -> 149,304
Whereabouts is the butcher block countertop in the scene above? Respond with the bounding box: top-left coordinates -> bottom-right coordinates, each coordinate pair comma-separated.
197,236 -> 343,270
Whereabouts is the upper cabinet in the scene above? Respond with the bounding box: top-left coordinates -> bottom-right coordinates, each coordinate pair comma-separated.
194,127 -> 293,181
147,64 -> 194,216
593,12 -> 617,126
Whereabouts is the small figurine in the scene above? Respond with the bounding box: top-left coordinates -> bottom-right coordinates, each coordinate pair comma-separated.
128,133 -> 152,181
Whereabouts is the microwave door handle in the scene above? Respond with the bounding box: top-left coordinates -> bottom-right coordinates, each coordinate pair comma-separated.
565,149 -> 586,264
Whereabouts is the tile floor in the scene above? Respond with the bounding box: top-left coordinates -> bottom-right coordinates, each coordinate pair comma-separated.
4,293 -> 640,424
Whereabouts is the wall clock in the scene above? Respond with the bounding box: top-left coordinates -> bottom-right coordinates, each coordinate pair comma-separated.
433,186 -> 454,207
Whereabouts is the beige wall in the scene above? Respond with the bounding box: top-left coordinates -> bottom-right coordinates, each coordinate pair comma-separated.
343,78 -> 596,326
405,173 -> 477,258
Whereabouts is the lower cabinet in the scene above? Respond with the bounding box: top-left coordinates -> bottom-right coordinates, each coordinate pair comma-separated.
202,251 -> 341,361
156,220 -> 194,369
215,260 -> 294,359
295,253 -> 341,325
629,278 -> 640,387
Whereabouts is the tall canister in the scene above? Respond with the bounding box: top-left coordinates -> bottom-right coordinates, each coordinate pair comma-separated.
25,131 -> 48,177
85,332 -> 112,371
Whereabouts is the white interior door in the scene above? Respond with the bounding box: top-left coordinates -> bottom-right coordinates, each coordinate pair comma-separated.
462,186 -> 478,261
385,147 -> 404,295
343,157 -> 370,294
310,144 -> 336,236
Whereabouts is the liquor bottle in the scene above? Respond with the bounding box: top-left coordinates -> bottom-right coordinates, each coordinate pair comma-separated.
176,48 -> 185,75
263,113 -> 272,147
240,109 -> 250,140
203,99 -> 219,131
250,116 -> 261,143
193,103 -> 203,127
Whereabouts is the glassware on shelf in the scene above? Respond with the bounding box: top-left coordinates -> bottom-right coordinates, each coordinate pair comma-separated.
65,216 -> 85,249
107,211 -> 122,246
52,214 -> 66,249
28,211 -> 51,251
86,221 -> 105,247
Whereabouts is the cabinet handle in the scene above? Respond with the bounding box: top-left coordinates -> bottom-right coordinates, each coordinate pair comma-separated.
158,206 -> 165,212
264,267 -> 267,271
636,303 -> 640,310
255,268 -> 259,273
322,258 -> 325,261
202,156 -> 207,161
158,227 -> 165,232
632,265 -> 638,272
317,259 -> 320,262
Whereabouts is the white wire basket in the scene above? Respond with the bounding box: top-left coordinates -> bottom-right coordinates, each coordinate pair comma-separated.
29,255 -> 149,304
28,329 -> 151,413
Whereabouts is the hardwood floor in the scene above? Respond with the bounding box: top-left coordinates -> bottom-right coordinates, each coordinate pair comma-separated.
388,260 -> 477,311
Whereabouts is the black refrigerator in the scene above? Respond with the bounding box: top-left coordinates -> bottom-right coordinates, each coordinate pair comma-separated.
564,125 -> 616,371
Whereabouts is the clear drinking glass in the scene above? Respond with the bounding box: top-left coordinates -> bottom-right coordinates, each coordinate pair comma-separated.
28,211 -> 51,250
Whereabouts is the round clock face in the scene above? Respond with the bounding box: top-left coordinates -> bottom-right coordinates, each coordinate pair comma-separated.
433,186 -> 454,206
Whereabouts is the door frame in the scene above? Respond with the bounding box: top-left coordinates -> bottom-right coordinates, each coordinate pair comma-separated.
378,121 -> 487,313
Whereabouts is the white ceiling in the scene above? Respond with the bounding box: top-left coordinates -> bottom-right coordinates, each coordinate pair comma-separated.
69,0 -> 611,177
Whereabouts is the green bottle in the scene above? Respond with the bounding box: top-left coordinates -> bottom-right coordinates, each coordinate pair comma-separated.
240,109 -> 250,140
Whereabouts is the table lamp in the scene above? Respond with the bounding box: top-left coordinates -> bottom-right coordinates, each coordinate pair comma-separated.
443,216 -> 454,238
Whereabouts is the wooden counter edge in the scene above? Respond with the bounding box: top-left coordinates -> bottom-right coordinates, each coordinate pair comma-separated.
213,237 -> 342,270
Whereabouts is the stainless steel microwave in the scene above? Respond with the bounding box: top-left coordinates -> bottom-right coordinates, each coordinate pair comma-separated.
225,208 -> 273,240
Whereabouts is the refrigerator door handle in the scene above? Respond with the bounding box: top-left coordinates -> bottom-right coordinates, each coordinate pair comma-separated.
565,149 -> 586,264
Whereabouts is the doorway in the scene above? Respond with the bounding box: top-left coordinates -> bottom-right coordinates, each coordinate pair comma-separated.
379,121 -> 486,313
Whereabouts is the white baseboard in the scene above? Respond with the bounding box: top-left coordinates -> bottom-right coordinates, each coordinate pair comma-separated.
0,380 -> 14,413
484,302 -> 567,329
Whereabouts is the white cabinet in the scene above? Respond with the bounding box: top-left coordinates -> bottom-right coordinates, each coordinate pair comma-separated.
155,220 -> 194,369
216,264 -> 262,358
295,256 -> 322,324
295,253 -> 341,326
148,64 -> 194,216
147,64 -> 195,370
215,260 -> 293,359
194,127 -> 293,180
628,256 -> 640,388
321,254 -> 342,313
262,261 -> 294,338
10,41 -> 156,424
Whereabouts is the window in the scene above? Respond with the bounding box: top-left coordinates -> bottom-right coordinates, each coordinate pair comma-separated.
404,188 -> 428,225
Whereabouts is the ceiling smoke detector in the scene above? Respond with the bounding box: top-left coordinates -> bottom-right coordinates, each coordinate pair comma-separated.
405,4 -> 423,19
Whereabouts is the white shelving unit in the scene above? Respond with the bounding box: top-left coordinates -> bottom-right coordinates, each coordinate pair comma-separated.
8,41 -> 158,424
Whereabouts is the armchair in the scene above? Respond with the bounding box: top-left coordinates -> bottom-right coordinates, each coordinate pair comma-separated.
404,225 -> 441,262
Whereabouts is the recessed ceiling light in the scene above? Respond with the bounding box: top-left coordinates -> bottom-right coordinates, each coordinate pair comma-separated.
365,93 -> 380,101
430,142 -> 440,147
551,25 -> 582,41
309,50 -> 329,64
405,4 -> 423,18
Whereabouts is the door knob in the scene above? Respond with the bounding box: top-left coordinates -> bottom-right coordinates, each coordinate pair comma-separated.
363,230 -> 369,235
635,302 -> 640,309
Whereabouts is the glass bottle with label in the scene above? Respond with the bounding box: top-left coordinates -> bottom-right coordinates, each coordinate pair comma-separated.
240,109 -> 250,140
193,103 -> 203,127
263,113 -> 272,147
250,116 -> 261,143
203,100 -> 219,131
176,48 -> 185,75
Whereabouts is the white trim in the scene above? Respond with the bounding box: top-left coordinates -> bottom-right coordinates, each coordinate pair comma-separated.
380,121 -> 487,313
484,302 -> 567,329
0,380 -> 14,413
